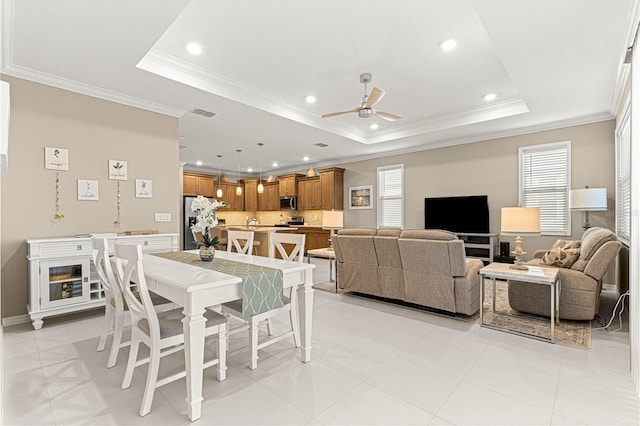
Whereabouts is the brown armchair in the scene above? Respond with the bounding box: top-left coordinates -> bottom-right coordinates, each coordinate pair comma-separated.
508,227 -> 622,320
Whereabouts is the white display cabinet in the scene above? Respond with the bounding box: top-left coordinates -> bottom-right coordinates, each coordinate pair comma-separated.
26,233 -> 178,329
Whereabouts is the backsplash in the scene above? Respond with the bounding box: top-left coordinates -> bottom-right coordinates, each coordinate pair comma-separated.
217,210 -> 325,226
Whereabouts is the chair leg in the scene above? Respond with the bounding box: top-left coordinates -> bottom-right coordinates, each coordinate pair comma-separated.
217,324 -> 227,381
107,308 -> 125,368
249,319 -> 259,370
289,305 -> 301,348
266,318 -> 274,336
122,339 -> 139,390
97,305 -> 114,352
140,346 -> 161,416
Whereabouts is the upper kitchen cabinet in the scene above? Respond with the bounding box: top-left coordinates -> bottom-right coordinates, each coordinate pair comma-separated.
258,181 -> 279,211
318,167 -> 345,210
221,182 -> 245,211
183,172 -> 215,197
278,173 -> 303,197
242,179 -> 259,211
297,177 -> 321,210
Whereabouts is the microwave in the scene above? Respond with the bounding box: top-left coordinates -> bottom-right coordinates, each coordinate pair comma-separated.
280,196 -> 297,210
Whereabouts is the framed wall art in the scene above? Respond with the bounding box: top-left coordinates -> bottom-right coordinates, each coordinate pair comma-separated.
77,179 -> 99,201
349,185 -> 373,209
108,160 -> 128,180
135,179 -> 152,198
45,147 -> 69,170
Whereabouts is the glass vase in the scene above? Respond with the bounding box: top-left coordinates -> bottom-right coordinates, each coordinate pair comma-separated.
199,245 -> 215,262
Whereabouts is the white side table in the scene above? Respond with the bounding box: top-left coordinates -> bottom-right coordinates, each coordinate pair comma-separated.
479,262 -> 560,342
307,248 -> 337,290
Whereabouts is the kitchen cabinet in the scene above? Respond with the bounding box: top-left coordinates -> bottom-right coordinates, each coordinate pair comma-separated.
26,234 -> 178,330
318,167 -> 345,210
297,177 -> 321,210
258,181 -> 279,211
278,173 -> 303,197
221,182 -> 245,211
294,227 -> 331,252
242,179 -> 258,211
183,172 -> 215,197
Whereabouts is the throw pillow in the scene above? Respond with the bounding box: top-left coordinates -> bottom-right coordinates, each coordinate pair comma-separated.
541,239 -> 581,268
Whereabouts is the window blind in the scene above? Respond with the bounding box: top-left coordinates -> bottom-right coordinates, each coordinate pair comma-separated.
616,97 -> 631,245
519,142 -> 571,235
377,164 -> 404,229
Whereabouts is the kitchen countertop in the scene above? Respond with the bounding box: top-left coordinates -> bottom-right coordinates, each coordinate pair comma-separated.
225,224 -> 324,230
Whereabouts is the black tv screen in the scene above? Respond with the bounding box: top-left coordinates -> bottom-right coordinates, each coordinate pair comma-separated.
425,195 -> 490,234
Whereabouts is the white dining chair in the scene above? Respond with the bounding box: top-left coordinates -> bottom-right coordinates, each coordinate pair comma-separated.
221,232 -> 304,369
113,243 -> 228,417
93,238 -> 172,368
226,230 -> 255,254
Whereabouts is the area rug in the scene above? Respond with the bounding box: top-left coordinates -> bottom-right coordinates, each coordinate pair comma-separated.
480,280 -> 591,349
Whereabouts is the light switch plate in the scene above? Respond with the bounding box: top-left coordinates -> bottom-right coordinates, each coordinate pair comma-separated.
155,213 -> 171,222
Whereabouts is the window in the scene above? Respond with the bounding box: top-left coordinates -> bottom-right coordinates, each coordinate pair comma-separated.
616,95 -> 631,245
519,141 -> 571,235
377,164 -> 404,229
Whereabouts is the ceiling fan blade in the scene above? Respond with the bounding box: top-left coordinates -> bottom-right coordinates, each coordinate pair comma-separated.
374,110 -> 402,121
321,107 -> 360,118
364,87 -> 385,108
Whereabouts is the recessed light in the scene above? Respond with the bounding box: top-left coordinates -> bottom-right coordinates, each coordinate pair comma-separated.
440,39 -> 457,51
303,156 -> 310,162
272,162 -> 278,167
305,95 -> 317,104
370,124 -> 379,130
195,160 -> 203,166
484,93 -> 497,101
247,167 -> 253,172
186,42 -> 203,55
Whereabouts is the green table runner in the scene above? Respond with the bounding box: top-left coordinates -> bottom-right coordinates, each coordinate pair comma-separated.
152,251 -> 283,318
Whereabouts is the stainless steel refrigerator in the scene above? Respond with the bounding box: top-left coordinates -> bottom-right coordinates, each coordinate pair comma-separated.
183,196 -> 202,250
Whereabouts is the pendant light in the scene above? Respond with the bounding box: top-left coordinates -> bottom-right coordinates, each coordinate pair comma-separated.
235,149 -> 243,196
257,143 -> 264,194
216,155 -> 223,198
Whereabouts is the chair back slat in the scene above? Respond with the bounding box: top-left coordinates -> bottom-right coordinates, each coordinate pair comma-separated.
227,230 -> 255,254
268,233 -> 306,263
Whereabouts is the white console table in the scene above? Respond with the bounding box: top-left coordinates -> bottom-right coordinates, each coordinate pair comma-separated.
26,233 -> 178,329
457,233 -> 498,265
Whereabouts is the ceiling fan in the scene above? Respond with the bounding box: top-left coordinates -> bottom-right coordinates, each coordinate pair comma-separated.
321,73 -> 402,121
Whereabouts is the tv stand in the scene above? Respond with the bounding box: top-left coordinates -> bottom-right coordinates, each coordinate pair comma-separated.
457,233 -> 497,265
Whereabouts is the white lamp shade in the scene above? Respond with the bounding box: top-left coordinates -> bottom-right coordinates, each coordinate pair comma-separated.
501,207 -> 540,236
569,188 -> 607,211
322,210 -> 344,229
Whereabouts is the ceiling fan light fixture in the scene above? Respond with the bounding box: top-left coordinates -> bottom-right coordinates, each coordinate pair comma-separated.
358,109 -> 374,118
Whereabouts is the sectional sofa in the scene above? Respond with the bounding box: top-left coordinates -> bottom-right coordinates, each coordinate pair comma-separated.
331,228 -> 484,315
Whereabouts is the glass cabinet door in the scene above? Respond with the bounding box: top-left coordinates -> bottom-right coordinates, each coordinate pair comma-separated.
40,258 -> 90,309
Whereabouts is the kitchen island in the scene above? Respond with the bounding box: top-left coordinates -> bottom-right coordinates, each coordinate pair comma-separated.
224,225 -> 298,257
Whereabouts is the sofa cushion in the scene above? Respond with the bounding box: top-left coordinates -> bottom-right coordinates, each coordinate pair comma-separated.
376,229 -> 402,237
337,228 -> 377,236
400,229 -> 457,240
540,239 -> 581,268
571,227 -> 617,272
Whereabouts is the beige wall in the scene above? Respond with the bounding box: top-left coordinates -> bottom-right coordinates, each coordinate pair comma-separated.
1,76 -> 181,318
336,120 -> 616,272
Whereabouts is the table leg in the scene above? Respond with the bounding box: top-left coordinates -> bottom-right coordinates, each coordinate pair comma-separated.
329,257 -> 335,283
556,279 -> 561,325
492,277 -> 497,312
550,281 -> 555,343
299,269 -> 314,362
182,303 -> 207,421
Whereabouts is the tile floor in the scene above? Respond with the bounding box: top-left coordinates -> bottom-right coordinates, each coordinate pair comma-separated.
2,259 -> 639,425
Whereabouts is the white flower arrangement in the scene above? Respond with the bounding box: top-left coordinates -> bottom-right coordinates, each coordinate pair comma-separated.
190,195 -> 225,247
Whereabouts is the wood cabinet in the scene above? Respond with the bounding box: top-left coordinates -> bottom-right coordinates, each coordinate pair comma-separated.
183,172 -> 215,197
294,227 -> 331,253
318,167 -> 345,210
278,173 -> 303,197
221,182 -> 245,211
26,234 -> 178,330
258,181 -> 279,211
297,177 -> 321,210
242,179 -> 258,211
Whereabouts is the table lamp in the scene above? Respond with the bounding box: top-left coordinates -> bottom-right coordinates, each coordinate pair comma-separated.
569,186 -> 607,229
322,210 -> 343,250
501,207 -> 540,270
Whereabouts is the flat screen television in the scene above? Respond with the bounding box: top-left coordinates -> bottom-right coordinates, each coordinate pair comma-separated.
425,195 -> 490,234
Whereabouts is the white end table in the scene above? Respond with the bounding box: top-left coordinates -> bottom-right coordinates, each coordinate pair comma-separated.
479,262 -> 560,342
307,247 -> 337,290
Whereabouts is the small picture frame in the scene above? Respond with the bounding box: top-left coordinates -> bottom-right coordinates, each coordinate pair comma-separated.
45,147 -> 69,170
77,179 -> 99,201
108,160 -> 128,180
135,179 -> 152,198
349,185 -> 373,209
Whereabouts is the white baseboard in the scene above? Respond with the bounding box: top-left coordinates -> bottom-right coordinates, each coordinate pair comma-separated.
2,314 -> 30,327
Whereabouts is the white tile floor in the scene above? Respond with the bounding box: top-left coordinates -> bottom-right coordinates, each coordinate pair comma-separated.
2,258 -> 639,425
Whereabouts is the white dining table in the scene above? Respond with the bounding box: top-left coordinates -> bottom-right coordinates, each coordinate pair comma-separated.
141,250 -> 315,421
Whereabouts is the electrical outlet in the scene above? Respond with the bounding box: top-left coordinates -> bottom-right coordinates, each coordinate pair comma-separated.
155,213 -> 171,222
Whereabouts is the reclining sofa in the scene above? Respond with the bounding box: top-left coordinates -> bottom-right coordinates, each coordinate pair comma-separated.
331,228 -> 484,315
